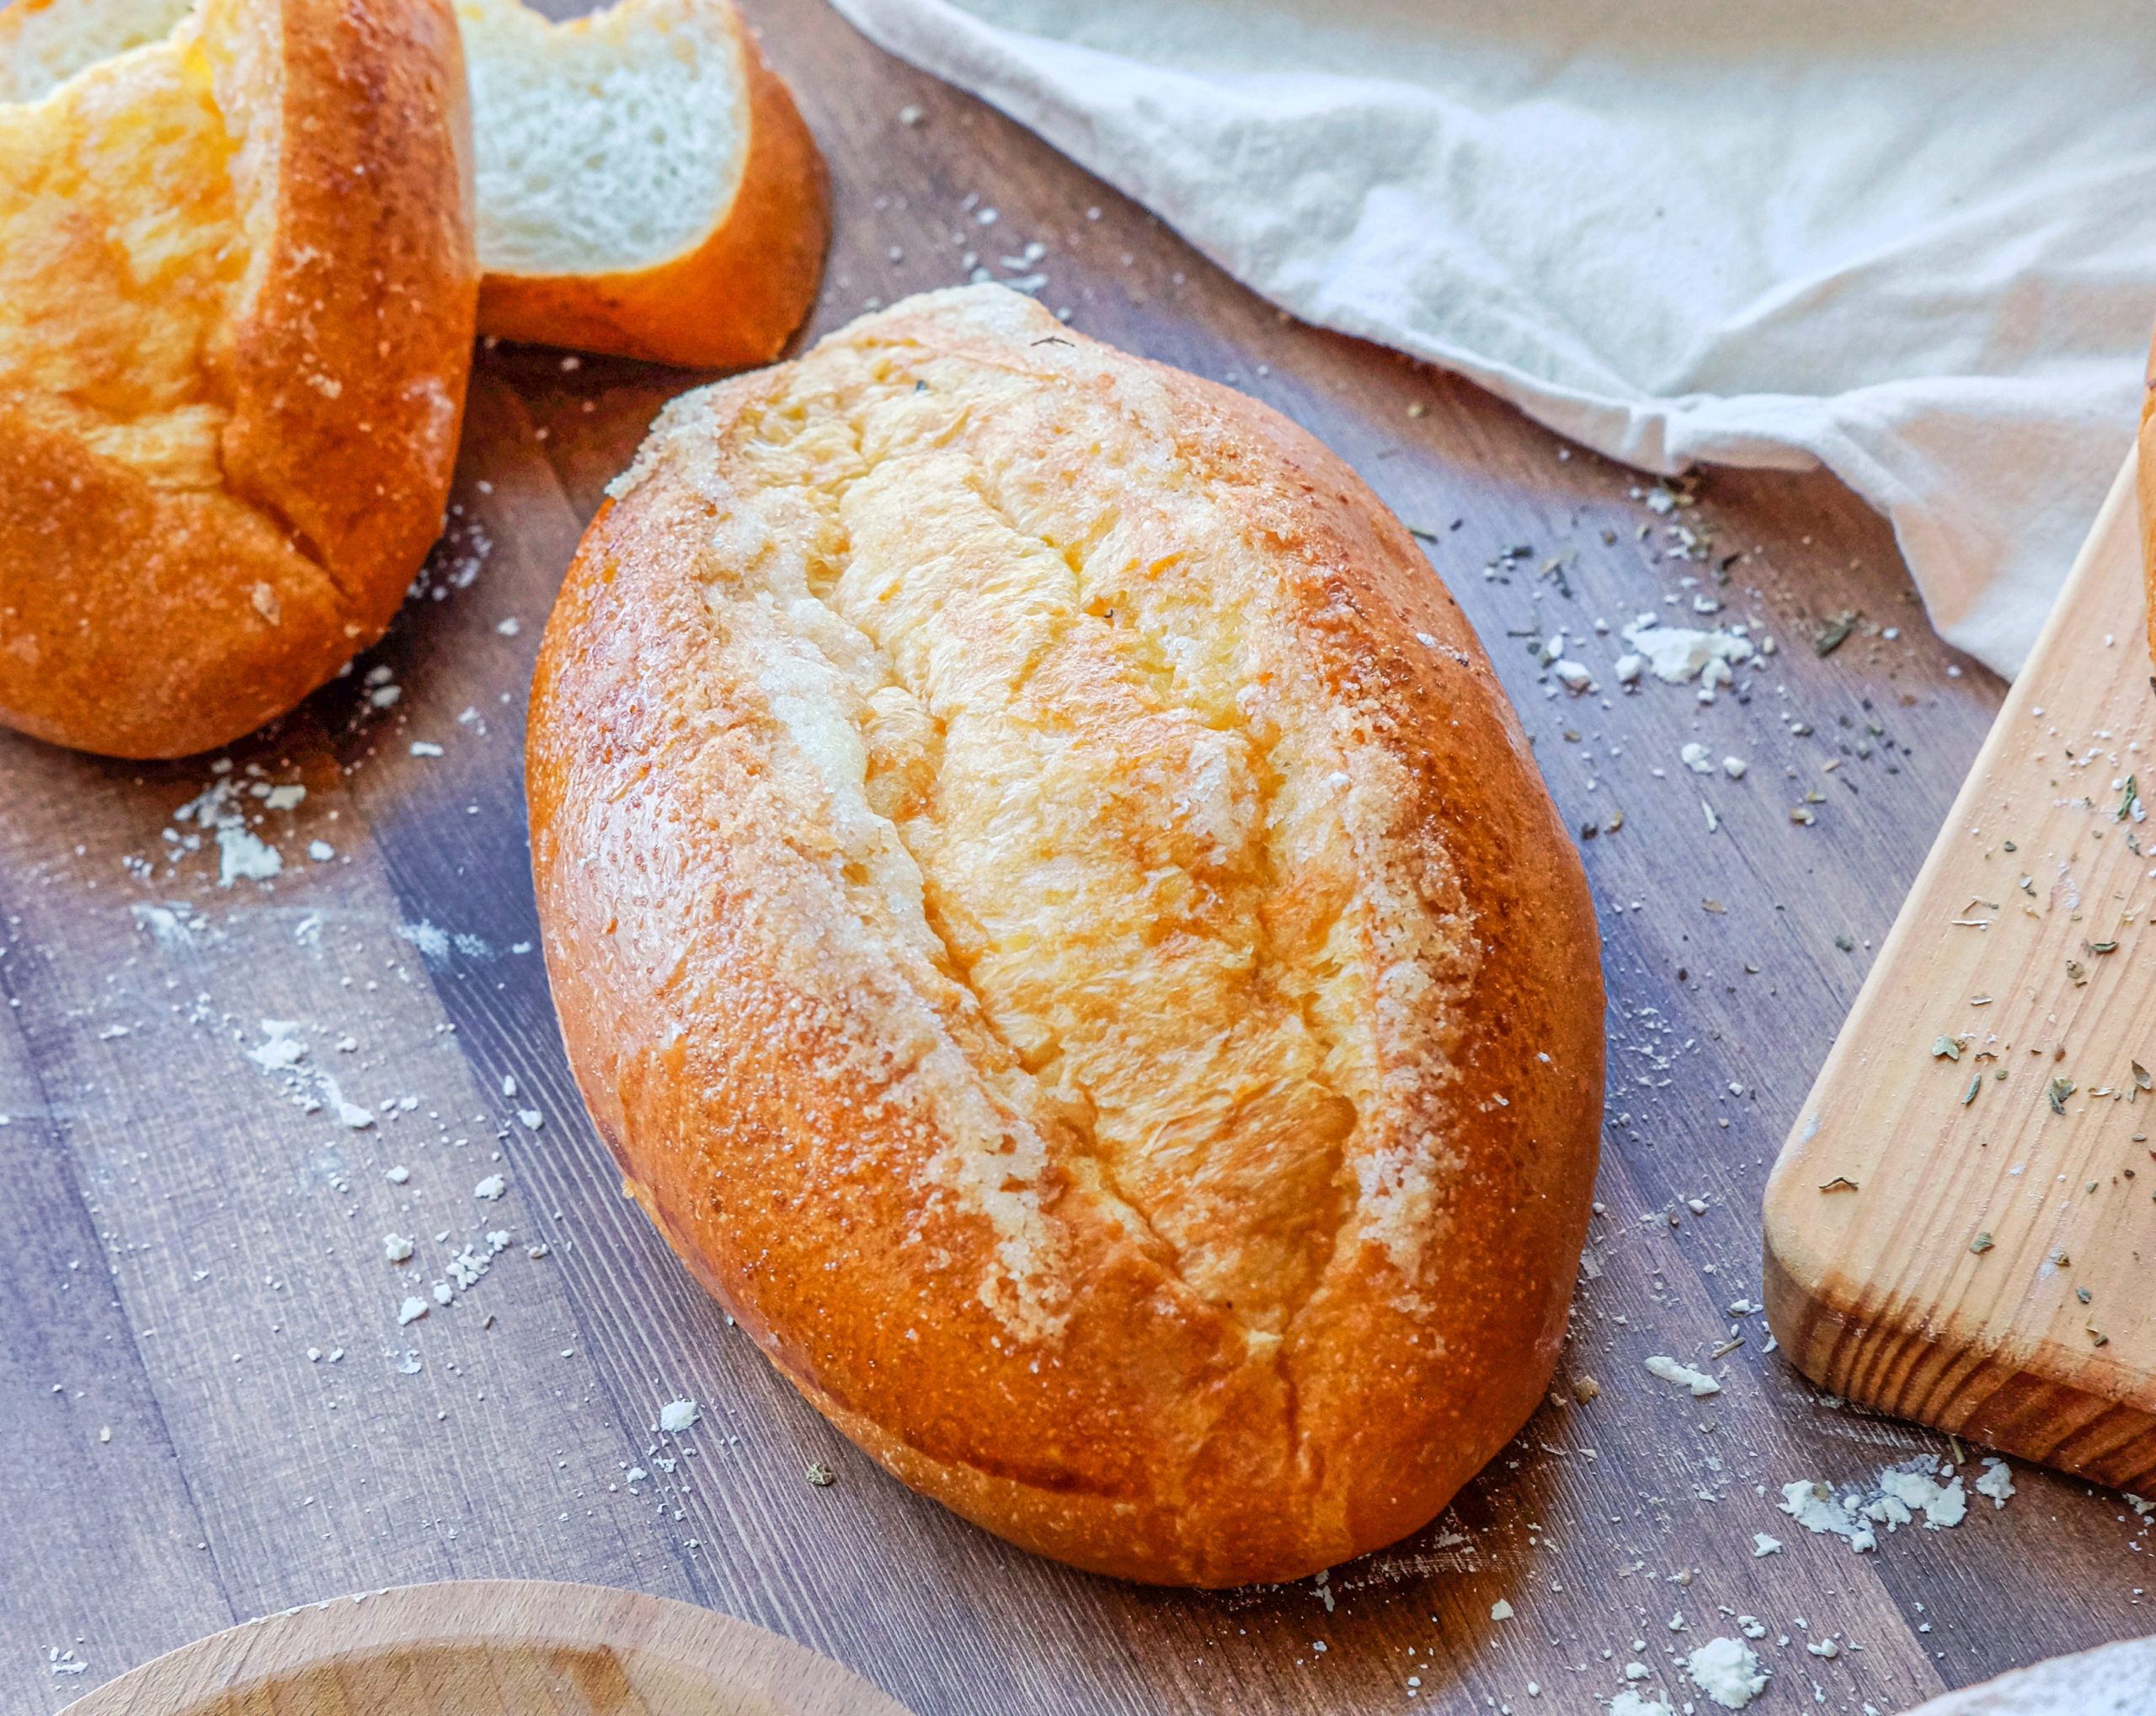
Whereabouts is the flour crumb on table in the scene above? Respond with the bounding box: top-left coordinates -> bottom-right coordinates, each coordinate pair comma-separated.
1778,1454 -> 2006,1552
1686,1636 -> 1767,1708
659,1399 -> 700,1433
1645,1356 -> 1721,1396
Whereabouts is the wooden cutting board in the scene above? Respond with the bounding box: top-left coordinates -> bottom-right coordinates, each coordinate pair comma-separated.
1764,445 -> 2156,1489
61,1580 -> 914,1716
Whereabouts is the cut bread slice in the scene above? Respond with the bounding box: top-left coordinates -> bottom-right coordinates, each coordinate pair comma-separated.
0,0 -> 478,758
458,0 -> 829,369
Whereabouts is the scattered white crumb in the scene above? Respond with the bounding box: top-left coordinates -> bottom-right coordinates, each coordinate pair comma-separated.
518,1108 -> 543,1130
1752,1533 -> 1781,1557
659,1399 -> 700,1433
216,824 -> 283,887
1609,1692 -> 1674,1716
1554,658 -> 1593,691
383,1234 -> 414,1263
1621,616 -> 1756,685
1489,1599 -> 1513,1621
246,1020 -> 307,1071
1806,1638 -> 1840,1659
1646,1356 -> 1721,1397
431,1282 -> 453,1306
473,1175 -> 506,1202
1975,1456 -> 2016,1508
386,1165 -> 409,1185
396,1296 -> 428,1326
496,616 -> 520,636
1780,1455 -> 1991,1553
410,741 -> 444,758
1681,743 -> 1715,775
264,784 -> 306,811
1687,1637 -> 1768,1709
308,840 -> 335,861
1722,756 -> 1747,779
502,1074 -> 517,1097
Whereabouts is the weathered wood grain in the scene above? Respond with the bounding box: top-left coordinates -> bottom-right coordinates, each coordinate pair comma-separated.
6,1 -> 2156,1713
1766,450 -> 2156,1488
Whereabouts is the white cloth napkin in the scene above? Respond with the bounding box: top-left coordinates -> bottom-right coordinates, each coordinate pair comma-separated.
828,0 -> 2156,679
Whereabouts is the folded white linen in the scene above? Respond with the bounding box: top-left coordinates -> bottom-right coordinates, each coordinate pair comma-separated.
830,0 -> 2156,678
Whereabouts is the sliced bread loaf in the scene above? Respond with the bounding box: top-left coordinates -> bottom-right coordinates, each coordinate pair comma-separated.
3,0 -> 830,370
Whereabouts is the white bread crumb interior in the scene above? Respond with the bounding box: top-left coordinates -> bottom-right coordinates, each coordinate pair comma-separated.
456,0 -> 748,278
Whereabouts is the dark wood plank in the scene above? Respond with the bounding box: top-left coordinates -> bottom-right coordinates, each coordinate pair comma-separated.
8,2 -> 2155,1712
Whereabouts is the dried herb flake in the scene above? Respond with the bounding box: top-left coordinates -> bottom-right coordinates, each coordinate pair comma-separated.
1813,610 -> 1860,657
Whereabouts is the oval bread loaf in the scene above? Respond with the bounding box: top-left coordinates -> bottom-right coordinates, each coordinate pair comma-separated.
0,0 -> 476,759
527,285 -> 1604,1587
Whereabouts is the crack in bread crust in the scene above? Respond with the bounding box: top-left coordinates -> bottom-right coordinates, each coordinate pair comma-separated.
0,13 -> 249,493
681,328 -> 1475,1341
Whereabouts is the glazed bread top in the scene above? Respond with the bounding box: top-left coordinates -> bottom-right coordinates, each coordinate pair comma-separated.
534,287 -> 1602,1583
0,0 -> 253,493
680,318 -> 1424,1342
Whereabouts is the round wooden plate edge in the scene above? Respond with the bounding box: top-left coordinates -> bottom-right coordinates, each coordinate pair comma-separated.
57,1578 -> 918,1716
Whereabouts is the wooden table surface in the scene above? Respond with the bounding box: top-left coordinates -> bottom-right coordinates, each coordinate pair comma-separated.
7,3 -> 2152,1712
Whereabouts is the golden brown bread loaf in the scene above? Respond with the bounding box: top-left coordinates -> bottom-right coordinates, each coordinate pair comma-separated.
527,285 -> 1604,1586
0,0 -> 476,759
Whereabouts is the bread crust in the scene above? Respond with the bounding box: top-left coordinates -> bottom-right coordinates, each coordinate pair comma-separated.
527,286 -> 1603,1586
0,0 -> 476,759
473,3 -> 828,370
